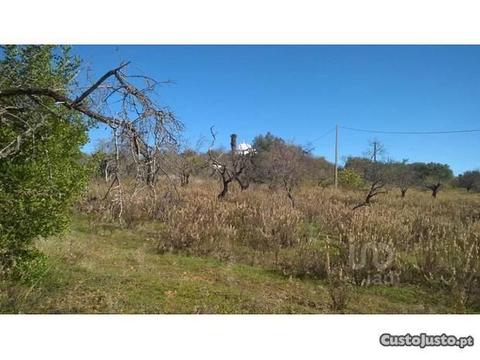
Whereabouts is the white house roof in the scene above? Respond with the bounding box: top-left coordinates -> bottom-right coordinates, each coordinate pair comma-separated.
237,142 -> 255,154
237,142 -> 252,151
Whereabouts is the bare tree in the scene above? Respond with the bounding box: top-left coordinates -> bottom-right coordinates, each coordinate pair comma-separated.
261,142 -> 306,207
352,140 -> 388,210
0,62 -> 183,189
363,138 -> 386,164
207,129 -> 252,198
175,143 -> 207,187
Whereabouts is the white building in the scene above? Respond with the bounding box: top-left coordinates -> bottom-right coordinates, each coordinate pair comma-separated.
236,142 -> 255,155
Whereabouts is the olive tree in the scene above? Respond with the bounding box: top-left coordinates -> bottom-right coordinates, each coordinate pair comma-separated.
457,170 -> 480,192
1,45 -> 183,274
410,162 -> 454,198
383,160 -> 417,198
0,45 -> 89,274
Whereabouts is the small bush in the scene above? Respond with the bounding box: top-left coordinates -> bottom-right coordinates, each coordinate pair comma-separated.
1,249 -> 50,285
327,267 -> 353,312
338,168 -> 364,189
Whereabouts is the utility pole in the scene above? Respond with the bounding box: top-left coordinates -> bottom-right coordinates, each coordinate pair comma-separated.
334,124 -> 338,189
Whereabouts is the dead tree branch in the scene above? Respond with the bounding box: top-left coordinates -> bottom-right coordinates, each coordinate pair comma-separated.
207,128 -> 250,199
72,62 -> 130,105
1,62 -> 183,187
352,180 -> 386,210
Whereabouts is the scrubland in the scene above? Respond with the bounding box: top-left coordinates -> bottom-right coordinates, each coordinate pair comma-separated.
2,179 -> 479,313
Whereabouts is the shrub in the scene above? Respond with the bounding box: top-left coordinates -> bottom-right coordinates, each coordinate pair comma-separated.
338,168 -> 364,189
327,267 -> 353,312
0,46 -> 89,275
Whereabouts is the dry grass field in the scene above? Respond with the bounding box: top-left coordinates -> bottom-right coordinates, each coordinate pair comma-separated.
2,179 -> 479,313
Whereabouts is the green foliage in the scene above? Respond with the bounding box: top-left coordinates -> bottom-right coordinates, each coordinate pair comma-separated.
345,157 -> 455,190
338,168 -> 364,189
252,132 -> 285,154
410,162 -> 454,184
383,161 -> 417,189
456,170 -> 480,192
7,249 -> 50,285
0,45 -> 89,275
344,156 -> 374,180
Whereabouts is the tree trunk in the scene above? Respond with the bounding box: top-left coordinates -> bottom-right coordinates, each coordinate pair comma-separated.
104,163 -> 109,183
429,183 -> 441,198
287,191 -> 295,208
218,178 -> 232,198
145,161 -> 155,186
236,177 -> 249,191
180,172 -> 190,187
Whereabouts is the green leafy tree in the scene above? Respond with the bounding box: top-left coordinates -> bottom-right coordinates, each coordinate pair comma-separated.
0,45 -> 89,275
410,162 -> 454,197
338,168 -> 364,189
252,132 -> 285,154
344,157 -> 375,181
457,170 -> 480,192
383,160 -> 417,198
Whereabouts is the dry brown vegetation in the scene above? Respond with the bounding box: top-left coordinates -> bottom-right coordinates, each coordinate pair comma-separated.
3,47 -> 479,314
77,178 -> 480,313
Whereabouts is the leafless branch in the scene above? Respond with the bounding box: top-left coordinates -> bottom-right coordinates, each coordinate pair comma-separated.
72,62 -> 130,105
352,180 -> 386,210
1,62 -> 183,188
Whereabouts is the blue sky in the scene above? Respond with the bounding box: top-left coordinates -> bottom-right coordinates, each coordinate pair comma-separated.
74,45 -> 480,174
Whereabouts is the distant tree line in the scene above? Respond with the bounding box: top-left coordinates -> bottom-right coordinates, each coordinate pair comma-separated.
90,131 -> 334,205
90,132 -> 480,204
343,152 -> 480,198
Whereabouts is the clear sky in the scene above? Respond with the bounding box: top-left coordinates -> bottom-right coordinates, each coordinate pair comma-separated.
74,45 -> 480,174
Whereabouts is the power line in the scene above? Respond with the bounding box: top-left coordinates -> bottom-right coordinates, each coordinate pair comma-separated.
309,126 -> 336,143
340,126 -> 480,135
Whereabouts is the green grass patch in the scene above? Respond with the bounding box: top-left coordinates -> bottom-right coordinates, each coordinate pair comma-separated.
0,216 -> 464,314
